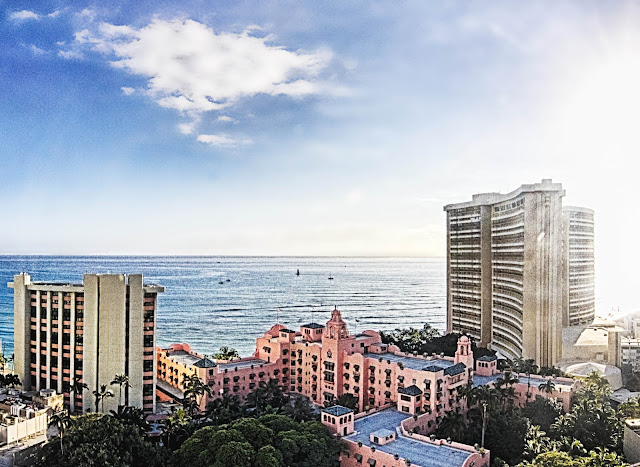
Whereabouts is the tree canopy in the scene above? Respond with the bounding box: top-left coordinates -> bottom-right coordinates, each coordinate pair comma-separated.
170,414 -> 341,467
36,414 -> 166,467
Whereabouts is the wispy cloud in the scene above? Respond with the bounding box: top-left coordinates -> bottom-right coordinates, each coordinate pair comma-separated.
9,10 -> 40,21
64,18 -> 338,140
29,44 -> 47,55
121,87 -> 135,95
9,9 -> 62,22
197,134 -> 253,147
58,50 -> 83,60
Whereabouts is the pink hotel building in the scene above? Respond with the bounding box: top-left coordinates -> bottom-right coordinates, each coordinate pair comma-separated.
158,308 -> 475,415
157,308 -> 580,467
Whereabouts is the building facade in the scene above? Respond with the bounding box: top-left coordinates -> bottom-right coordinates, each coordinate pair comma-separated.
444,179 -> 593,367
10,273 -> 164,414
157,308 -> 476,416
563,206 -> 596,326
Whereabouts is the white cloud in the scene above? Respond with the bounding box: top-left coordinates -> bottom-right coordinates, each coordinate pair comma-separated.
10,9 -> 62,22
217,115 -> 235,123
29,44 -> 46,55
10,10 -> 40,21
121,87 -> 135,95
58,50 -> 83,60
197,134 -> 253,147
68,19 -> 336,139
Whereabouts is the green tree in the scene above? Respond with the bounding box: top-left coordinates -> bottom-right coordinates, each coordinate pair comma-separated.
206,394 -> 244,425
161,407 -> 194,451
245,378 -> 290,415
182,373 -> 212,416
92,384 -> 114,413
214,346 -> 240,360
171,415 -> 341,467
435,410 -> 466,440
325,392 -> 358,412
285,395 -> 317,422
522,396 -> 563,432
36,414 -> 166,467
49,411 -> 73,455
538,379 -> 556,399
110,374 -> 131,407
109,405 -> 150,434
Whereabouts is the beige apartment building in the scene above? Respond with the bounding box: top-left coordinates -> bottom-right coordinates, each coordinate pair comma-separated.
563,206 -> 596,326
444,179 -> 594,367
10,273 -> 164,414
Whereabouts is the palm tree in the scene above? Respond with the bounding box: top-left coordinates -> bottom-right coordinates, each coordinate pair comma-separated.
110,374 -> 131,407
519,359 -> 538,400
110,405 -> 150,433
92,384 -> 115,413
496,371 -> 519,408
205,394 -> 243,425
49,411 -> 72,454
161,407 -> 193,450
182,373 -> 212,416
436,410 -> 466,440
539,379 -> 556,399
213,346 -> 240,360
468,385 -> 500,448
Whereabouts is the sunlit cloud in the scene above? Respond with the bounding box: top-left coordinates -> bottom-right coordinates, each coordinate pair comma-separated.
197,134 -> 253,147
64,18 -> 338,141
121,87 -> 135,95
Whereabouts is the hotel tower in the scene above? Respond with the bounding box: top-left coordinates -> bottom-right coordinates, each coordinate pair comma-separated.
10,273 -> 164,414
444,179 -> 594,367
563,206 -> 596,327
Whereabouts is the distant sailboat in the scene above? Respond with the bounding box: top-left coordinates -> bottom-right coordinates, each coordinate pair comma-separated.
296,269 -> 300,276
328,273 -> 333,280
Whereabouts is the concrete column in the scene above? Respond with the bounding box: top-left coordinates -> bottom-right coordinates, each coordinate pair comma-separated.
128,275 -> 144,409
83,274 -> 99,413
11,274 -> 31,391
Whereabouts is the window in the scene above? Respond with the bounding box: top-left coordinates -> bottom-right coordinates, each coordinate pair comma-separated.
144,360 -> 154,372
143,335 -> 154,347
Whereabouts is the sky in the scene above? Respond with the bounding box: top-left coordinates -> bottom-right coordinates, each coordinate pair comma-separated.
1,1 -> 639,313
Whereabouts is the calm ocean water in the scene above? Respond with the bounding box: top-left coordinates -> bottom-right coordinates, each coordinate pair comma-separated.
0,256 -> 445,357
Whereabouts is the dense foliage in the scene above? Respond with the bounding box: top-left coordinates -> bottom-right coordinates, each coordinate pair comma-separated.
379,324 -> 494,360
170,414 -> 342,467
37,414 -> 166,467
436,372 -> 629,467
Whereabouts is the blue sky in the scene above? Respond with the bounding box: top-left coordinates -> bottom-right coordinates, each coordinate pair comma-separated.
1,1 -> 639,312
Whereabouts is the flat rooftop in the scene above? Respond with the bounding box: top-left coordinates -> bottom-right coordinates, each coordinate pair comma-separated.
165,350 -> 202,367
363,353 -> 455,371
218,358 -> 267,371
346,409 -> 472,467
472,373 -> 574,390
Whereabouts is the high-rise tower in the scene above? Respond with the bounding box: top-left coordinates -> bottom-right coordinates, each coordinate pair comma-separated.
562,207 -> 595,326
444,179 -> 588,367
10,273 -> 164,414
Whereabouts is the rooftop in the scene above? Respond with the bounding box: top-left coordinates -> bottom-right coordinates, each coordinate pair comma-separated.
371,428 -> 395,439
398,385 -> 422,396
346,409 -> 472,467
217,358 -> 267,371
193,357 -> 217,368
478,355 -> 497,362
364,353 -> 455,372
322,405 -> 352,416
164,350 -> 202,367
301,323 -> 324,329
444,363 -> 466,376
472,372 -> 574,390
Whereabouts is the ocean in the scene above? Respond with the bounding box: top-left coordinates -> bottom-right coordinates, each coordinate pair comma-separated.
0,256 -> 445,357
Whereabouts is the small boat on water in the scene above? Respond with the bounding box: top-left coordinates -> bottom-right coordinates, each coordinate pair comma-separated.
296,269 -> 300,276
328,273 -> 333,280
